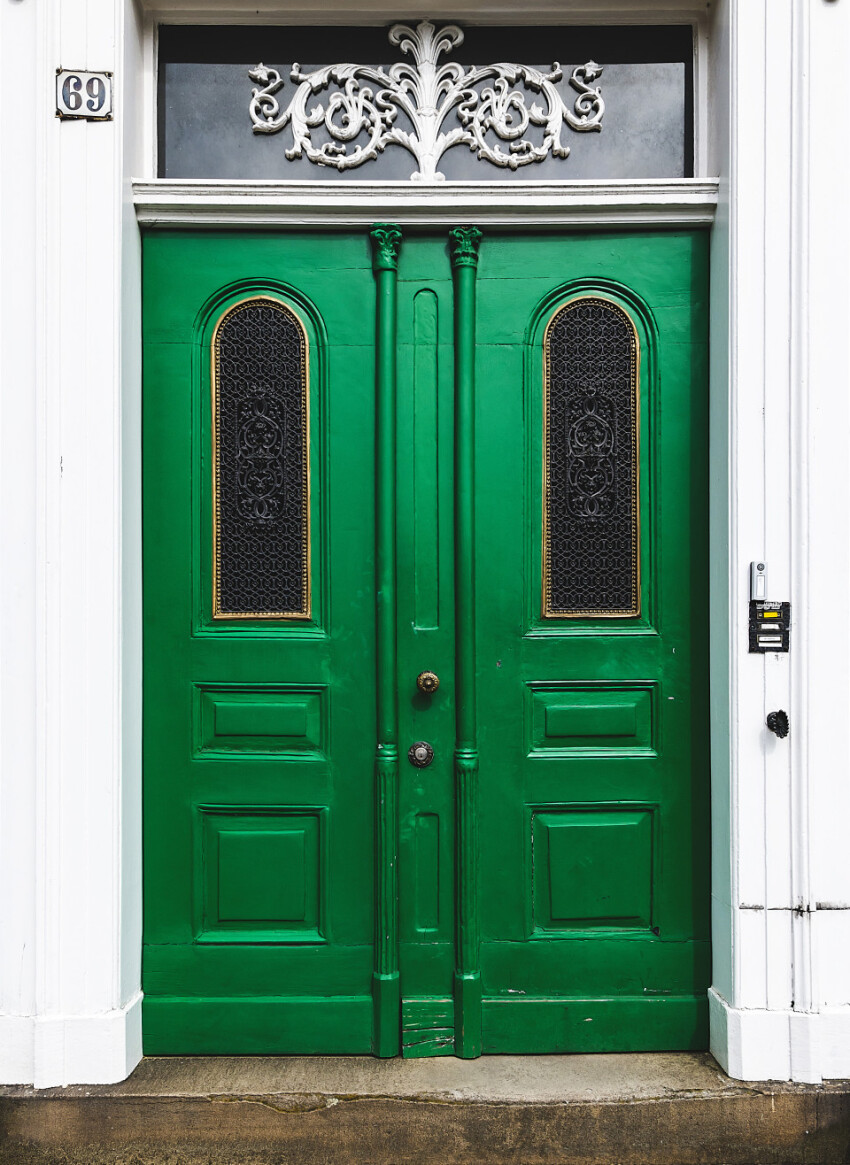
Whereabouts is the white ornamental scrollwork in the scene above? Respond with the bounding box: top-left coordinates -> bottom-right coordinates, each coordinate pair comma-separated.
248,21 -> 604,181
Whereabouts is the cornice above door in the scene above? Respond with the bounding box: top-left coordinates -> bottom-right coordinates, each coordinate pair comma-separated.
133,178 -> 718,227
145,3 -> 708,23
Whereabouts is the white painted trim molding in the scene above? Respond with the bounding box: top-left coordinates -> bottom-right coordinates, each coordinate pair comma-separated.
0,0 -> 146,1089
708,0 -> 850,1086
5,0 -> 850,1089
144,1 -> 709,24
0,994 -> 143,1090
710,989 -> 850,1085
132,178 -> 719,228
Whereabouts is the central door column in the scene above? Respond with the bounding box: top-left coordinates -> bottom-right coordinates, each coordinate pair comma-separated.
371,224 -> 403,1057
450,226 -> 483,1058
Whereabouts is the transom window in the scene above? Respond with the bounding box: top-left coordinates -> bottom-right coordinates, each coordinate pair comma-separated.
158,23 -> 694,182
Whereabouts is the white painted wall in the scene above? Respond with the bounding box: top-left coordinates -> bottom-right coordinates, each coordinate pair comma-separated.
707,0 -> 850,1084
1,0 -> 849,1086
0,0 -> 145,1087
0,0 -> 41,1086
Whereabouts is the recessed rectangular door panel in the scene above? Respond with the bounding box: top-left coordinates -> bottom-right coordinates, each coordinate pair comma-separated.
196,686 -> 326,756
528,683 -> 657,755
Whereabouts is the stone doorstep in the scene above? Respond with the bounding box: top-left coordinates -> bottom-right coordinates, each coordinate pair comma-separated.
1,1052 -> 850,1165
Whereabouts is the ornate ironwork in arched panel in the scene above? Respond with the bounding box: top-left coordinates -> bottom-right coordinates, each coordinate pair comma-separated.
212,296 -> 310,618
543,296 -> 640,617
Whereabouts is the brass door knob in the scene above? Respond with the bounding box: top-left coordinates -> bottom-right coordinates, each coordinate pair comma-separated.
416,671 -> 440,695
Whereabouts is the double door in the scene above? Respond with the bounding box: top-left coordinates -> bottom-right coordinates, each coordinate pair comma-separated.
143,227 -> 709,1056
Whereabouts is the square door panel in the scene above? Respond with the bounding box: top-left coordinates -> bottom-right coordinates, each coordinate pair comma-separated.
194,686 -> 326,758
527,683 -> 657,756
198,808 -> 324,942
531,807 -> 655,933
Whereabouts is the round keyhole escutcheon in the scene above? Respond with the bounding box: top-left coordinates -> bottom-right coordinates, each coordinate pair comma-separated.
408,741 -> 435,768
417,671 -> 440,695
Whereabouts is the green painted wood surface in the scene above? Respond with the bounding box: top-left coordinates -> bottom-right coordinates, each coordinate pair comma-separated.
449,227 -> 483,1059
401,998 -> 456,1057
143,227 -> 709,1056
144,997 -> 373,1054
143,231 -> 379,1054
395,238 -> 458,1053
482,996 -> 709,1053
370,226 -> 403,1057
472,231 -> 710,1044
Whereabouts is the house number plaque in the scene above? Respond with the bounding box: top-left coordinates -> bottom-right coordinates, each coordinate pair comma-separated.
56,69 -> 113,121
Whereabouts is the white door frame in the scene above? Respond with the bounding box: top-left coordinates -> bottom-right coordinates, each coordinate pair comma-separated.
2,0 -> 849,1087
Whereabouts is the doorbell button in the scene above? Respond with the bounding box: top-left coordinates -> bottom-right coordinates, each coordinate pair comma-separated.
750,560 -> 768,601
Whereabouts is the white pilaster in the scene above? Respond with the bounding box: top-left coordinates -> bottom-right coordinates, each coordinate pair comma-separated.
0,0 -> 144,1087
710,0 -> 850,1083
0,0 -> 41,1087
803,0 -> 850,1076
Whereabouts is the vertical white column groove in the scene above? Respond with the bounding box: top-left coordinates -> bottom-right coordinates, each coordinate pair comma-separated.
34,0 -> 59,1061
788,0 -> 815,1054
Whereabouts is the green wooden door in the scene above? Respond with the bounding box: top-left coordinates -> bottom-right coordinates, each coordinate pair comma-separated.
143,227 -> 709,1056
143,232 -> 380,1053
472,231 -> 710,1052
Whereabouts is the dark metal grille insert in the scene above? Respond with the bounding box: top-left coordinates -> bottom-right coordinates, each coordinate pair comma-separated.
543,296 -> 639,617
213,297 -> 309,618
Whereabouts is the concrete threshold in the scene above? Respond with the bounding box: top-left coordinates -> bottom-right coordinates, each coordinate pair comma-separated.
2,1052 -> 850,1164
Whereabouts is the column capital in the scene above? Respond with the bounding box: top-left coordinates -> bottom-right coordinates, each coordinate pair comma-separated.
449,226 -> 482,269
370,223 -> 402,271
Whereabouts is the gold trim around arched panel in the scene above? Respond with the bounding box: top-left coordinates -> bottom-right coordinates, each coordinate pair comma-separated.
542,295 -> 641,618
211,295 -> 311,619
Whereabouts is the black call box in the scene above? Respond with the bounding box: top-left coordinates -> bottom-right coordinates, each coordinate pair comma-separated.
749,601 -> 790,653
